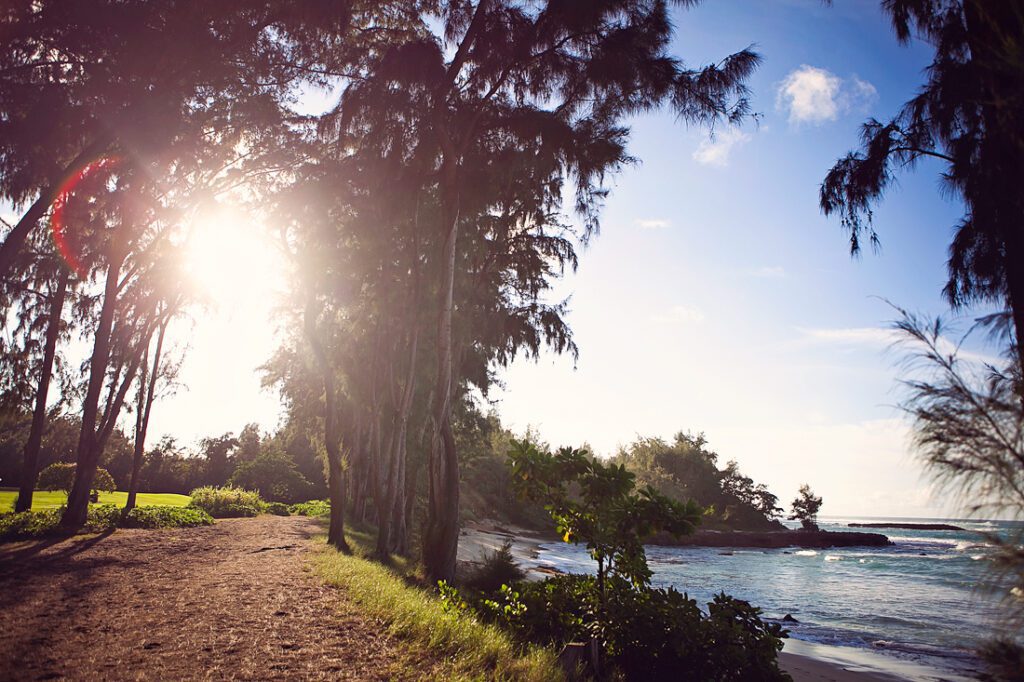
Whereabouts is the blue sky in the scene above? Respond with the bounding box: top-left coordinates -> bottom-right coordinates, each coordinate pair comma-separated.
12,1 -> 997,518
493,0 -> 990,518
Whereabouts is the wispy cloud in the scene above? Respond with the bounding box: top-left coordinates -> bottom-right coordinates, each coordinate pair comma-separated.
776,65 -> 878,125
800,326 -> 896,347
653,304 -> 706,325
750,266 -> 786,279
634,218 -> 670,230
799,325 -> 1002,366
692,127 -> 751,167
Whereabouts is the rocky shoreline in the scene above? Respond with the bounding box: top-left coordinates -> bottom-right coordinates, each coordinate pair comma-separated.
848,522 -> 965,531
646,528 -> 891,548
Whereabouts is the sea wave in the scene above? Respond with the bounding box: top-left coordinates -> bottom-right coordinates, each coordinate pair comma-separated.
794,550 -> 818,557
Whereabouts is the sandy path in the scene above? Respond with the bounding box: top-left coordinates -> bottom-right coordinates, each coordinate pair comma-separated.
0,516 -> 403,681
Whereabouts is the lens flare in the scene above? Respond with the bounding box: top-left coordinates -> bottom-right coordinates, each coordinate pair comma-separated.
50,155 -> 122,277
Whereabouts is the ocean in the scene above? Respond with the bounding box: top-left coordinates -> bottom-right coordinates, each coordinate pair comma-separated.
531,516 -> 1022,679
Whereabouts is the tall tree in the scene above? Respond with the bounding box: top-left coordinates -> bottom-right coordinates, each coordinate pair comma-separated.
821,1 -> 1024,372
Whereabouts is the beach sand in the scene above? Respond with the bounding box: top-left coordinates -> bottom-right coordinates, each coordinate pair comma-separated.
458,521 -> 974,682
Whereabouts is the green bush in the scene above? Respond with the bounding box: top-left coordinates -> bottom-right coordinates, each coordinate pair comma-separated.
188,486 -> 264,518
289,499 -> 330,516
37,463 -> 116,494
0,503 -> 215,540
473,574 -> 789,681
122,506 -> 214,528
264,502 -> 291,516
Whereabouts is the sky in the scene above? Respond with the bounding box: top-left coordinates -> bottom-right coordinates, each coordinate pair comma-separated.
6,1 -> 1001,519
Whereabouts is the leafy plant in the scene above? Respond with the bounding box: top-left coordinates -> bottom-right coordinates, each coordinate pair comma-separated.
289,499 -> 330,517
264,502 -> 291,516
188,486 -> 263,518
121,505 -> 213,528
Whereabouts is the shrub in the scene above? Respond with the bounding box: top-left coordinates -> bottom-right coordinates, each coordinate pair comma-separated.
229,452 -> 314,503
264,502 -> 291,516
188,486 -> 264,518
37,463 -> 116,494
122,506 -> 214,528
289,499 -> 330,516
474,574 -> 789,681
465,540 -> 526,594
0,504 -> 121,540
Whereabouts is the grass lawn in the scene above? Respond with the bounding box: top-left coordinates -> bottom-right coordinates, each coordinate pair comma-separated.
0,488 -> 191,511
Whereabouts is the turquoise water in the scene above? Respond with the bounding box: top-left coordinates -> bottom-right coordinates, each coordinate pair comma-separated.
533,516 -> 1021,677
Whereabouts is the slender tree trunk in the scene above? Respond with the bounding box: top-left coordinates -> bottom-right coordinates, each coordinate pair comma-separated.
125,317 -> 168,515
303,298 -> 350,552
62,247 -> 125,528
324,378 -> 350,553
15,270 -> 69,513
423,159 -> 463,581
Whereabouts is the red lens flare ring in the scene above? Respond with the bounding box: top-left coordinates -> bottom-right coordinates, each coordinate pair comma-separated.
50,155 -> 123,278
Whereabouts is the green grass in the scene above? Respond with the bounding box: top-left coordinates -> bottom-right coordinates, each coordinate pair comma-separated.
311,524 -> 563,682
0,488 -> 191,511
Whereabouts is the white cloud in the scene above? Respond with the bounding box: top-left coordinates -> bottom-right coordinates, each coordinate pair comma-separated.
800,326 -> 896,347
653,304 -> 706,325
634,218 -> 670,230
776,65 -> 878,125
692,127 -> 751,167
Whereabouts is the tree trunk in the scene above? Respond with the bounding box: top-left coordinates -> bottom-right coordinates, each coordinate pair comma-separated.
62,246 -> 125,528
424,162 -> 461,582
324,383 -> 350,553
125,316 -> 168,515
304,297 -> 350,552
15,269 -> 69,513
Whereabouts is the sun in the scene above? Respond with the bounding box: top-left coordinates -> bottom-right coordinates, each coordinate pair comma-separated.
183,205 -> 283,312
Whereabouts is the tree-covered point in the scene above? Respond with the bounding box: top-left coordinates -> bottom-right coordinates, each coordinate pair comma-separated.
611,432 -> 785,531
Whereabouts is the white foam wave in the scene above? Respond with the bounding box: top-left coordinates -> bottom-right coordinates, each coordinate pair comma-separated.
794,550 -> 818,557
824,555 -> 841,562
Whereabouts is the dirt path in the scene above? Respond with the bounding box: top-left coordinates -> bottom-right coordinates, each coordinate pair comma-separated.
0,516 -> 406,681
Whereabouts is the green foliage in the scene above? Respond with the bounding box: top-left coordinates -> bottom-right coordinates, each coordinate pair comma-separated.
509,439 -> 702,589
501,439 -> 788,679
264,502 -> 291,516
37,463 -> 115,494
188,486 -> 263,518
465,540 -> 526,595
789,484 -> 823,531
121,505 -> 213,528
229,451 -> 314,503
463,573 -> 790,682
0,502 -> 209,540
289,499 -> 330,517
612,432 -> 784,530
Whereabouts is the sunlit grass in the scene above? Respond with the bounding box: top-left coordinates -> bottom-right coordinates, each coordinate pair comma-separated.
0,488 -> 191,511
311,522 -> 563,682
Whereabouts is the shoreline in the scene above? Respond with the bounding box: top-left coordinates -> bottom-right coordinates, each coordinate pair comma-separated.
457,522 -> 979,682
